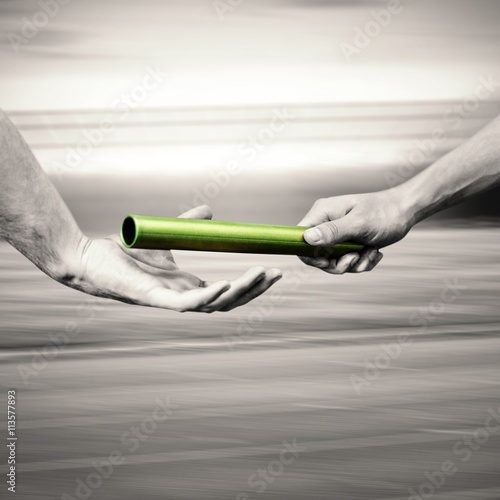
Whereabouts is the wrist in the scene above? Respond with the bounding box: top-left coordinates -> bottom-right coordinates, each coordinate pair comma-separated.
48,232 -> 91,286
386,184 -> 418,232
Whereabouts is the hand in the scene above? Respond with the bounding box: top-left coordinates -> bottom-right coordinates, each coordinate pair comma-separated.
298,189 -> 412,274
65,206 -> 282,312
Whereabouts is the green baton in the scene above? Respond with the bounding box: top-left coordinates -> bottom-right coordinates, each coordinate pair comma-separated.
120,215 -> 364,258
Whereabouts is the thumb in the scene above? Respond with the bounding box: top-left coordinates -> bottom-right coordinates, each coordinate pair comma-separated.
303,215 -> 358,246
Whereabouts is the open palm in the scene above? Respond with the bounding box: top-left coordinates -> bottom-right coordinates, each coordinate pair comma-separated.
70,206 -> 282,312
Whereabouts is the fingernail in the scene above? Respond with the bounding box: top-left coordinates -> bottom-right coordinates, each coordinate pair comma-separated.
305,228 -> 322,244
251,266 -> 266,276
269,268 -> 282,278
369,249 -> 378,262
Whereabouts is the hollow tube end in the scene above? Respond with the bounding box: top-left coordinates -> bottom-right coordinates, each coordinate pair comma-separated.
121,215 -> 138,248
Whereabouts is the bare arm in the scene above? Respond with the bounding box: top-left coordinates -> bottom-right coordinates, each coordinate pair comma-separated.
299,115 -> 500,274
0,109 -> 85,281
400,115 -> 500,225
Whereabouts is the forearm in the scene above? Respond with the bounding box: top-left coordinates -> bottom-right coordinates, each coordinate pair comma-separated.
395,115 -> 500,226
0,110 -> 88,282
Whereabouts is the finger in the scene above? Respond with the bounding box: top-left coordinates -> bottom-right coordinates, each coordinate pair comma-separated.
350,248 -> 381,273
178,205 -> 213,220
219,268 -> 283,311
108,233 -> 178,270
199,266 -> 267,312
298,255 -> 330,269
364,251 -> 384,271
146,280 -> 230,311
321,253 -> 360,275
298,205 -> 327,228
298,197 -> 349,227
303,215 -> 360,247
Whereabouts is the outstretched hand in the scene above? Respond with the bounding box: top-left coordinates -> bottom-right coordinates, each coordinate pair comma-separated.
68,206 -> 282,312
298,190 -> 413,274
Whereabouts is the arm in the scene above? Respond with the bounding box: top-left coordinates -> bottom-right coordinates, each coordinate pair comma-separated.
0,109 -> 85,281
0,110 -> 282,312
299,114 -> 500,274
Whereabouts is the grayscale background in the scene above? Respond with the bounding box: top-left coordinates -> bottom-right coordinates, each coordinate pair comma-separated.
1,0 -> 499,499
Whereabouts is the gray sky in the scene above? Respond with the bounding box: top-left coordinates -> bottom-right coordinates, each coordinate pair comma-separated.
1,0 -> 500,110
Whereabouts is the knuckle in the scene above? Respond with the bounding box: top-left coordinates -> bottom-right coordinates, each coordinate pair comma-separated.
349,261 -> 361,272
322,222 -> 339,242
313,198 -> 327,210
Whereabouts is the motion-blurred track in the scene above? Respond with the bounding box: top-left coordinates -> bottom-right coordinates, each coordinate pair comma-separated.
1,228 -> 499,499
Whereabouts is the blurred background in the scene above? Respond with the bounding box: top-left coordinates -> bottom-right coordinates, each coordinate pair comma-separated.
1,1 -> 500,499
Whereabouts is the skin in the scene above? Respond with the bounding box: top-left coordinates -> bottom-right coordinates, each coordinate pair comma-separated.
0,109 -> 282,312
299,114 -> 500,274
